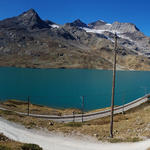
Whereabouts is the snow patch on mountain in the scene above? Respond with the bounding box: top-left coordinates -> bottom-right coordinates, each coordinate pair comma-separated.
50,24 -> 60,28
82,27 -> 133,42
106,23 -> 111,26
83,27 -> 105,34
100,20 -> 105,22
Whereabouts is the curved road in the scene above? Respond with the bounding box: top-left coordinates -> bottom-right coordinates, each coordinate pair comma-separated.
0,117 -> 150,150
0,94 -> 149,122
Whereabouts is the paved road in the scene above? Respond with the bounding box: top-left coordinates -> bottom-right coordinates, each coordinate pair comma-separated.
0,94 -> 149,122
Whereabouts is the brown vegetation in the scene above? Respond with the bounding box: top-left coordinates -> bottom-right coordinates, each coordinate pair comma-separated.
0,99 -> 82,115
0,48 -> 150,70
1,99 -> 150,143
0,133 -> 42,150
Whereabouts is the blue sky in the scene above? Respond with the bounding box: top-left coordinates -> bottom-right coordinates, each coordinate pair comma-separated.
0,0 -> 150,36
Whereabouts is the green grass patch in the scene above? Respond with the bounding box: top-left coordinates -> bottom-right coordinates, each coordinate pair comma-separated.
0,145 -> 12,150
108,137 -> 141,143
26,122 -> 36,129
0,110 -> 16,116
64,122 -> 82,127
7,100 -> 27,105
21,143 -> 43,150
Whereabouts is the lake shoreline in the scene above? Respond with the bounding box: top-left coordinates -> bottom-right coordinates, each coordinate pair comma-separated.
0,67 -> 150,111
1,65 -> 149,71
2,65 -> 150,72
0,99 -> 110,116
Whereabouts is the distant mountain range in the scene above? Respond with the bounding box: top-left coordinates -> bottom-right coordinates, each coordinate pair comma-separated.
0,9 -> 150,70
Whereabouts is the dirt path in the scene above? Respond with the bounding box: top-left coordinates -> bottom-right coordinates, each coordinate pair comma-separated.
0,117 -> 149,150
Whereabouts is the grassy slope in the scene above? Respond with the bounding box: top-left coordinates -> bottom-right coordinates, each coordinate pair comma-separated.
0,99 -> 82,115
0,133 -> 42,150
1,100 -> 150,143
0,49 -> 150,71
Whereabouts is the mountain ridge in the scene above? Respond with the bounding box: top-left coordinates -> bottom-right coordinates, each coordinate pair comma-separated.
0,9 -> 150,70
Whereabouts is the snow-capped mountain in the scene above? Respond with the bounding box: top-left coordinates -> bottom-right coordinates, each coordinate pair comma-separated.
81,20 -> 150,56
0,9 -> 150,70
63,19 -> 150,56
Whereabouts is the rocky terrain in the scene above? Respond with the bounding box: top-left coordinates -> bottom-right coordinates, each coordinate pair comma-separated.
0,9 -> 150,70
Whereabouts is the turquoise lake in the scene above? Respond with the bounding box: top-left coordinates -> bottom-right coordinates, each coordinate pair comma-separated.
0,67 -> 150,111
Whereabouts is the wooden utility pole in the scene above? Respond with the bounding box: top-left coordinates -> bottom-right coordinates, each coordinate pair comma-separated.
82,96 -> 84,123
110,33 -> 117,138
27,96 -> 30,116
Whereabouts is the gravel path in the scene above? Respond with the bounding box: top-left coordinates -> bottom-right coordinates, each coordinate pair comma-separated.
0,117 -> 149,150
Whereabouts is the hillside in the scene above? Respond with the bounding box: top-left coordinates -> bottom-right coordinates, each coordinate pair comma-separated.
1,99 -> 150,143
0,9 -> 150,70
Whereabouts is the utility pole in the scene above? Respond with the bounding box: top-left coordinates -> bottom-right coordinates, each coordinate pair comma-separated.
110,33 -> 117,138
27,96 -> 30,116
82,96 -> 84,123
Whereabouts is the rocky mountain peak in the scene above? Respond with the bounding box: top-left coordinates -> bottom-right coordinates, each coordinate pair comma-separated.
17,8 -> 49,29
21,8 -> 37,16
72,19 -> 87,27
111,21 -> 140,33
45,20 -> 55,25
65,19 -> 87,28
87,20 -> 140,34
19,8 -> 39,21
88,20 -> 107,28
